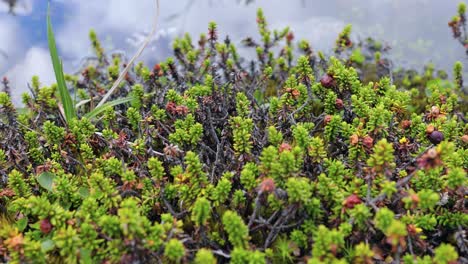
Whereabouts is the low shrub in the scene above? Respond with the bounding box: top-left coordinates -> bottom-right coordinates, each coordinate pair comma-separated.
0,6 -> 466,264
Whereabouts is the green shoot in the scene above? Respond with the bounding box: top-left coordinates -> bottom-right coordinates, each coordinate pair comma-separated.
47,5 -> 76,123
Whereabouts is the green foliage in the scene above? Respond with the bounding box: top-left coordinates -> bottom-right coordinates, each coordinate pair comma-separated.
286,177 -> 313,204
236,92 -> 251,118
366,138 -> 395,174
191,197 -> 211,226
231,116 -> 254,155
37,172 -> 55,192
458,2 -> 467,17
433,244 -> 459,264
268,126 -> 283,146
194,249 -> 216,264
335,24 -> 352,53
348,204 -> 372,229
231,247 -> 266,264
0,92 -> 13,107
352,243 -> 374,263
296,55 -> 313,82
222,211 -> 249,248
164,238 -> 185,262
8,170 -> 31,198
292,123 -> 312,150
43,120 -> 66,145
240,162 -> 259,191
47,6 -> 76,123
374,207 -> 395,233
416,189 -> 439,211
89,30 -> 104,61
169,114 -> 203,147
453,61 -> 463,90
350,48 -> 365,65
83,96 -> 135,120
308,136 -> 327,162
126,107 -> 141,130
311,225 -> 348,261
0,7 -> 466,263
211,176 -> 232,206
148,157 -> 165,180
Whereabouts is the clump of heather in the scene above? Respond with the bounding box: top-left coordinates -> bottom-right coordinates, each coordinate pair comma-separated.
0,6 -> 466,264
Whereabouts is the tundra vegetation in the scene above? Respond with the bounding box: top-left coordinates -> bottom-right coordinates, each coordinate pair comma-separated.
0,3 -> 467,264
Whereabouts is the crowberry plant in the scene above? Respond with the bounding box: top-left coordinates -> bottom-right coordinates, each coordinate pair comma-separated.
0,4 -> 466,264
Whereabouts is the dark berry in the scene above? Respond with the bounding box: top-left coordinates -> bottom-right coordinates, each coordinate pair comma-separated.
428,131 -> 444,145
40,219 -> 53,234
320,74 -> 335,88
345,39 -> 352,47
335,98 -> 344,109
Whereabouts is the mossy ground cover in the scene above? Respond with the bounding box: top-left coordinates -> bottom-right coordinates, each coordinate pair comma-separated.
0,3 -> 467,264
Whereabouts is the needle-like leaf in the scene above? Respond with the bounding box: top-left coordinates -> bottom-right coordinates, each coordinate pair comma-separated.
84,96 -> 135,120
47,4 -> 76,123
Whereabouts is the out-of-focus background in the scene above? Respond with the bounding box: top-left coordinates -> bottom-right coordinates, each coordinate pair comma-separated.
0,0 -> 466,104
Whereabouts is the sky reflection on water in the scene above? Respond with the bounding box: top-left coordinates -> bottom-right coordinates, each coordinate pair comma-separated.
0,0 -> 465,104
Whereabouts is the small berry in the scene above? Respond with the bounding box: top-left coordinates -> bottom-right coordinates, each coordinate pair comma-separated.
410,193 -> 420,204
426,124 -> 435,134
40,219 -> 53,234
286,32 -> 294,43
335,98 -> 344,109
320,74 -> 335,88
259,178 -> 275,194
154,64 -> 161,72
324,115 -> 332,125
362,136 -> 374,149
350,134 -> 359,145
461,135 -> 468,143
345,39 -> 352,47
291,89 -> 300,99
428,131 -> 444,145
401,120 -> 412,129
343,194 -> 362,209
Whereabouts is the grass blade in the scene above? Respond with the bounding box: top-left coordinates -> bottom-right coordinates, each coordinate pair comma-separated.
47,5 -> 76,123
95,0 -> 160,108
84,96 -> 135,120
